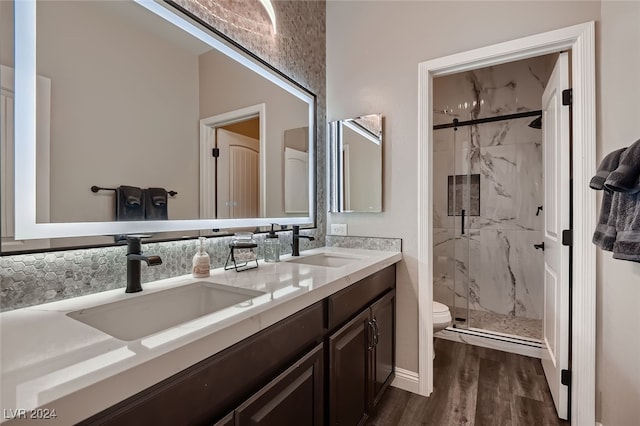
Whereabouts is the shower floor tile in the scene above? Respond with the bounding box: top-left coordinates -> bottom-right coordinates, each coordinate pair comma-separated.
460,309 -> 543,340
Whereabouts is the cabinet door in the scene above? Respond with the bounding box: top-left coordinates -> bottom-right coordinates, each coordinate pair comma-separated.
329,309 -> 371,426
368,290 -> 395,411
235,344 -> 323,426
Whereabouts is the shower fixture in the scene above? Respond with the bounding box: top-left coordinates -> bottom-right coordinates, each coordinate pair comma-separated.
528,115 -> 542,129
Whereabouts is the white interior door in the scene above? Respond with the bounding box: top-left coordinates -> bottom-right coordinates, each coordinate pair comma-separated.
541,51 -> 570,420
284,147 -> 309,213
216,128 -> 259,219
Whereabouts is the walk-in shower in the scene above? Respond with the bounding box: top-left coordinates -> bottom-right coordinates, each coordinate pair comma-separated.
432,54 -> 557,345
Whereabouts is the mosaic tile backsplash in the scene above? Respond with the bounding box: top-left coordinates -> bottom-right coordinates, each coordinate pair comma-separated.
1,230 -> 320,311
1,0 -> 326,311
326,235 -> 401,253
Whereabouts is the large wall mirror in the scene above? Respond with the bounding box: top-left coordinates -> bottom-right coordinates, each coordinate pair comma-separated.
328,114 -> 382,213
1,0 -> 315,252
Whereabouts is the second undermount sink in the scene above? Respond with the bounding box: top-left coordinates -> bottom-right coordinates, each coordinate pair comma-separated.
67,282 -> 264,341
286,252 -> 364,268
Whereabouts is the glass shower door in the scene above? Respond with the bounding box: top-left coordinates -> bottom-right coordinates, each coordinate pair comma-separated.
451,125 -> 471,328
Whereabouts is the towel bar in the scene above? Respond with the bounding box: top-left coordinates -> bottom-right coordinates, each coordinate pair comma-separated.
91,186 -> 178,197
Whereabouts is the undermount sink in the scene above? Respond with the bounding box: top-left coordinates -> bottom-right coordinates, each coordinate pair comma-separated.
286,253 -> 363,268
67,282 -> 264,341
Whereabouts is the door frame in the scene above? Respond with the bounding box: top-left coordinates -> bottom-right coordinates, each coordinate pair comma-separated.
200,104 -> 267,221
417,22 -> 596,426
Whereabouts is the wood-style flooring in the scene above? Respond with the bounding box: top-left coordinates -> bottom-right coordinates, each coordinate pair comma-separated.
366,339 -> 569,426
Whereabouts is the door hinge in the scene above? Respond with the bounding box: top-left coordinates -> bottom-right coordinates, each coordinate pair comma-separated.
562,229 -> 573,246
562,89 -> 573,106
212,148 -> 220,158
561,369 -> 571,387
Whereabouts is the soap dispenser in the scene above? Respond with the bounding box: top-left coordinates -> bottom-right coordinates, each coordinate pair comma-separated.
263,224 -> 280,263
192,237 -> 211,278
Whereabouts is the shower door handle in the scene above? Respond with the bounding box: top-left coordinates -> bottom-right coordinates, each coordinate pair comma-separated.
461,209 -> 466,235
534,242 -> 545,251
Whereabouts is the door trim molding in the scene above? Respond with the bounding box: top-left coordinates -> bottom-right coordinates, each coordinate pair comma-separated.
417,22 -> 596,426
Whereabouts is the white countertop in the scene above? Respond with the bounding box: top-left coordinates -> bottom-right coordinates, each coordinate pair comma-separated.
0,246 -> 401,425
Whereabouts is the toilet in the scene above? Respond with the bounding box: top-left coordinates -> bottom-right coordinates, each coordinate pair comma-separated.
433,301 -> 452,333
432,301 -> 452,358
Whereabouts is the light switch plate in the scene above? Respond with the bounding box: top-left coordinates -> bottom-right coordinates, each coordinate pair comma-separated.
331,224 -> 348,236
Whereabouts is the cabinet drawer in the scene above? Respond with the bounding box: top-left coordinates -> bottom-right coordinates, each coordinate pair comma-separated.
235,343 -> 324,425
327,265 -> 395,330
79,301 -> 324,426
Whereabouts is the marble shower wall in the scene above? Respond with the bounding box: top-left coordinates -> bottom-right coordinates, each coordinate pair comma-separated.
1,0 -> 326,311
432,54 -> 557,321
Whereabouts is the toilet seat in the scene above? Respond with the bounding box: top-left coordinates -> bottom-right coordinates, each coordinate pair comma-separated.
433,301 -> 449,314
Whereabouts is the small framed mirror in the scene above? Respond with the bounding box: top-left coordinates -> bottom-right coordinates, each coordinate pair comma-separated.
328,114 -> 383,213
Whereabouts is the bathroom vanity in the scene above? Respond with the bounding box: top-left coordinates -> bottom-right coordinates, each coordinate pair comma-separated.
0,247 -> 401,425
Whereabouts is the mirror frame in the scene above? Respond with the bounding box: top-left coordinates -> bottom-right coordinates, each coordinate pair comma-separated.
328,113 -> 383,213
13,0 -> 316,240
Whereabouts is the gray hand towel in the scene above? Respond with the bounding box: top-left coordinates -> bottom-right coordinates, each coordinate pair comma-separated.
116,186 -> 145,221
591,148 -> 626,249
590,148 -> 626,190
144,187 -> 169,220
611,190 -> 640,262
604,139 -> 640,193
592,189 -> 618,251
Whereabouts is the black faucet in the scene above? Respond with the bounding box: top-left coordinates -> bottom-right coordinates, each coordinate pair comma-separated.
125,236 -> 162,293
291,225 -> 315,256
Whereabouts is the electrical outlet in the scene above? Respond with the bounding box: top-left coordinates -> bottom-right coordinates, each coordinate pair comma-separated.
331,224 -> 348,236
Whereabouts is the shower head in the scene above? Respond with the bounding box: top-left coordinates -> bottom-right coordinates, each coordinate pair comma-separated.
528,115 -> 542,129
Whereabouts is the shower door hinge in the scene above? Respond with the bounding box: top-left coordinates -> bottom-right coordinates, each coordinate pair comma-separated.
212,148 -> 220,158
561,369 -> 572,387
562,229 -> 573,246
562,89 -> 573,106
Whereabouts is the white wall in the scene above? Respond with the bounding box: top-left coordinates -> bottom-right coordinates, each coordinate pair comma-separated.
0,0 -> 13,68
597,1 -> 640,424
327,0 -> 601,377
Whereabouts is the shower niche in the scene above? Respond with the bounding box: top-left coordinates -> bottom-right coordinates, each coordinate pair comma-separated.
432,54 -> 557,342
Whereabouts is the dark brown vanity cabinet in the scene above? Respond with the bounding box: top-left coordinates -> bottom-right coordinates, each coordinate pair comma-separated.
328,289 -> 395,426
79,265 -> 396,426
79,302 -> 324,426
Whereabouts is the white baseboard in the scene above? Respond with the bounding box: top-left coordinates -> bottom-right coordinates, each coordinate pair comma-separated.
391,367 -> 420,394
596,422 -> 603,426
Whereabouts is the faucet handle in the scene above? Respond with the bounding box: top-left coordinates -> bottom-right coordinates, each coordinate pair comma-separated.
125,234 -> 153,254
